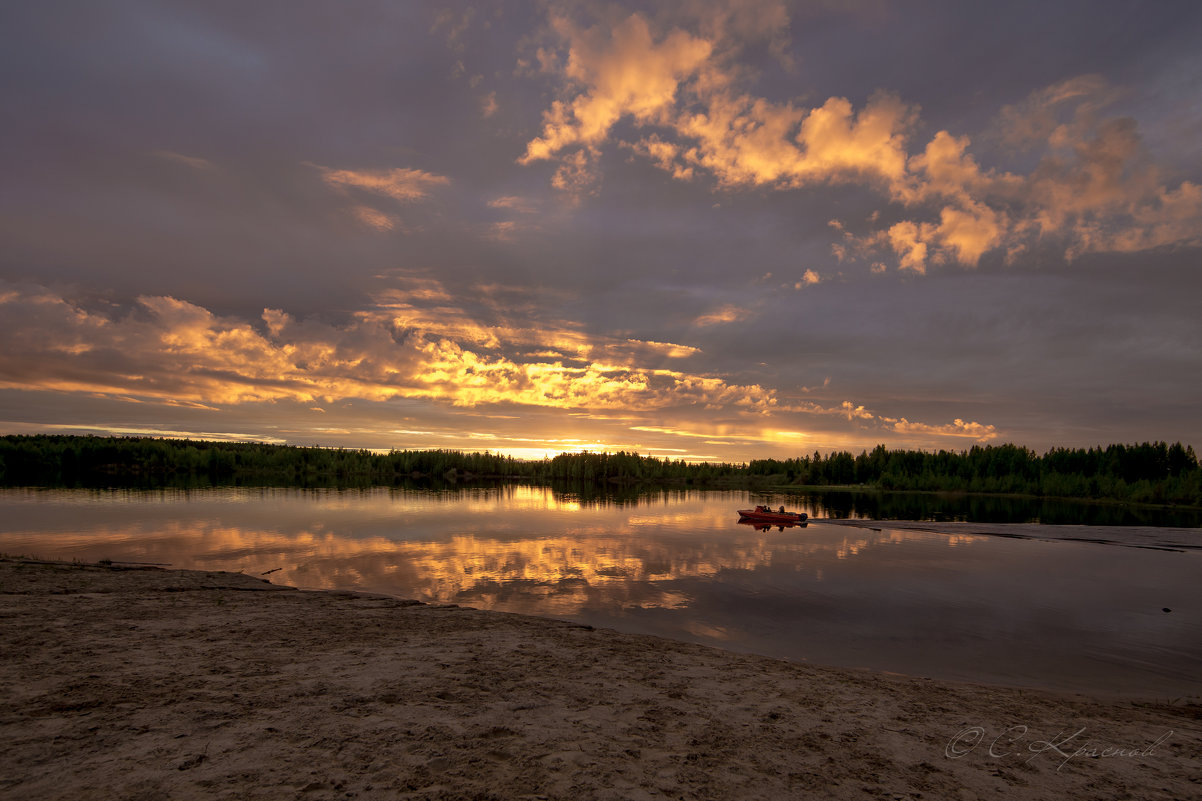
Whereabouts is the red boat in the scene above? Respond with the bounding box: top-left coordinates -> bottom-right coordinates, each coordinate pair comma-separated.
737,505 -> 808,526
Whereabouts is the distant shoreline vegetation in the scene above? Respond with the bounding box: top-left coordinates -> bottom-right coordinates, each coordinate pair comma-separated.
1,434 -> 1199,508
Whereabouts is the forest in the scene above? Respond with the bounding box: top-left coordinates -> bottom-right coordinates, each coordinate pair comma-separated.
0,434 -> 1198,507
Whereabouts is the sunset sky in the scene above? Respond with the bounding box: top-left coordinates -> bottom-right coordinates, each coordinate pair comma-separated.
3,1 -> 1200,461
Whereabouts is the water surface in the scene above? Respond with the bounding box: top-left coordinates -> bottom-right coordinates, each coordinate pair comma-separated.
2,486 -> 1198,698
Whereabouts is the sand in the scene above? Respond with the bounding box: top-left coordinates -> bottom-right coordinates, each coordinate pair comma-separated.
1,557 -> 1198,800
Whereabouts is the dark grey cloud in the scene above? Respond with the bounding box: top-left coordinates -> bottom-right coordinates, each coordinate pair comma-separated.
1,1 -> 1199,456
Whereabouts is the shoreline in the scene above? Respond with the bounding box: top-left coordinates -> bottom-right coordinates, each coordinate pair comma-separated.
1,558 -> 1199,800
818,518 -> 1202,552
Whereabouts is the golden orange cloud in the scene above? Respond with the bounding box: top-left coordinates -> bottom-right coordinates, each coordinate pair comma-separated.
795,270 -> 821,289
885,417 -> 999,441
693,304 -> 744,326
0,281 -> 773,416
782,399 -> 998,444
315,165 -> 450,201
519,13 -> 712,164
521,9 -> 1202,269
0,277 -> 1005,455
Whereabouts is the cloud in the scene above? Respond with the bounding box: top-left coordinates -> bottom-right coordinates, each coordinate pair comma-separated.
308,164 -> 448,236
314,165 -> 450,201
934,200 -> 1005,266
665,90 -> 919,190
886,221 -> 932,273
518,6 -> 1201,269
153,150 -> 216,171
693,304 -> 744,326
831,80 -> 1201,270
994,74 -> 1116,149
485,220 -> 518,241
351,205 -> 396,231
548,147 -> 600,196
0,280 -> 1014,455
778,398 -> 998,444
481,91 -> 498,118
1125,181 -> 1202,250
795,269 -> 821,289
518,12 -> 712,196
796,92 -> 916,186
901,130 -> 1022,207
885,417 -> 999,441
840,401 -> 876,422
629,339 -> 701,359
627,135 -> 695,180
431,7 -> 475,51
519,13 -> 712,164
488,195 -> 535,212
483,195 -> 542,240
520,9 -> 916,194
0,280 -> 772,416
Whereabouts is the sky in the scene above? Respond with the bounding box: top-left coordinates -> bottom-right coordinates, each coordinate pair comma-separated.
2,1 -> 1201,462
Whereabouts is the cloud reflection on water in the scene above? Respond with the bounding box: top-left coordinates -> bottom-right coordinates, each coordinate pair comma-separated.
0,486 -> 966,618
4,486 -> 1199,696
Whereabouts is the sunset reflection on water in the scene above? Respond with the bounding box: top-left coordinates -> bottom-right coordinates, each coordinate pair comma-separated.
3,486 -> 1199,696
0,486 -> 914,615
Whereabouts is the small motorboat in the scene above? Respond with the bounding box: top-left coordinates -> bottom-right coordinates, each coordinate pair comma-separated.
737,505 -> 808,527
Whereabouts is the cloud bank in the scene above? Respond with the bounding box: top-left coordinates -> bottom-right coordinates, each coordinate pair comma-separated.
0,278 -> 1000,454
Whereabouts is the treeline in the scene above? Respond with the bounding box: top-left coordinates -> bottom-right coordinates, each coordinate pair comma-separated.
1,435 -> 1199,506
0,435 -> 738,487
0,435 -> 533,486
746,442 -> 1200,505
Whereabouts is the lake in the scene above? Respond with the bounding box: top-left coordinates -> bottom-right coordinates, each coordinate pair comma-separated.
2,485 -> 1199,699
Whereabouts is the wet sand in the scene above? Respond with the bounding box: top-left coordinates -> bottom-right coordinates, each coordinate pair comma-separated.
1,557 -> 1199,800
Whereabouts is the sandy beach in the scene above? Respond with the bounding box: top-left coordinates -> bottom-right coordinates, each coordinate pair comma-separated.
1,557 -> 1198,800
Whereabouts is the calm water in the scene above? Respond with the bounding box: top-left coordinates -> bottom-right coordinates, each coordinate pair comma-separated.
2,486 -> 1199,698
